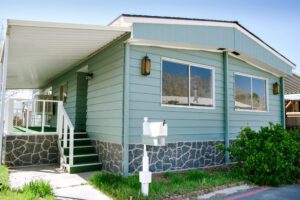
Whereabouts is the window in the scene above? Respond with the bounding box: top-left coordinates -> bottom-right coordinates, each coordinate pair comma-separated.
162,59 -> 214,108
235,73 -> 267,111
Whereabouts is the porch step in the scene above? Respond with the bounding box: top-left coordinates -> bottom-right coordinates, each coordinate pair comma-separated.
63,146 -> 96,156
66,132 -> 89,139
60,138 -> 92,147
69,162 -> 102,174
65,154 -> 99,165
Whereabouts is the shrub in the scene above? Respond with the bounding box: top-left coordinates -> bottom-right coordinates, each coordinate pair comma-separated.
228,123 -> 300,186
287,128 -> 300,168
0,165 -> 9,191
22,180 -> 53,199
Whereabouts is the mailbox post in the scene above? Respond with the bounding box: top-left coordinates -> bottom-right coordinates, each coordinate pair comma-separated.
140,117 -> 168,196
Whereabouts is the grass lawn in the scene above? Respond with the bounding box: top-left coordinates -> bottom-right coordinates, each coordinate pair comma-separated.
0,165 -> 55,200
90,166 -> 243,200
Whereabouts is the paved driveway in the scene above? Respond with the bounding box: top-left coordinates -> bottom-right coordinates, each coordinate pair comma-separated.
9,165 -> 111,200
216,184 -> 300,200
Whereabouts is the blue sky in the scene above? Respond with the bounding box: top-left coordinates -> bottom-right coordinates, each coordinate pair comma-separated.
1,0 -> 299,72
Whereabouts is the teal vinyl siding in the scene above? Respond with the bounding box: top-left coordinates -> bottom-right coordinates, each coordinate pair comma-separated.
129,45 -> 225,143
47,69 -> 78,127
128,45 -> 282,143
85,38 -> 125,144
227,56 -> 281,139
132,23 -> 292,75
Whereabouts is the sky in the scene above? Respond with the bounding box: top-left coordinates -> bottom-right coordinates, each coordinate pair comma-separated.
1,0 -> 299,73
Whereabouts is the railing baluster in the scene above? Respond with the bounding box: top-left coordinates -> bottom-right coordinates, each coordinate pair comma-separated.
41,100 -> 46,133
69,127 -> 74,166
63,117 -> 68,148
25,105 -> 29,132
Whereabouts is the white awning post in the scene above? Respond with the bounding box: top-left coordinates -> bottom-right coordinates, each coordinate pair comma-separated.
0,35 -> 9,163
41,100 -> 46,133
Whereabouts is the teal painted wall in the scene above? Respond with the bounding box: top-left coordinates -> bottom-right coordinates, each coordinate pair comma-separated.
44,35 -> 128,144
85,37 -> 126,144
129,46 -> 225,143
47,69 -> 78,127
128,45 -> 281,143
132,23 -> 292,75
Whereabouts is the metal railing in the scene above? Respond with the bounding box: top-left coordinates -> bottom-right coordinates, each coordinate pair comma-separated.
4,98 -> 74,168
57,102 -> 74,167
5,98 -> 61,134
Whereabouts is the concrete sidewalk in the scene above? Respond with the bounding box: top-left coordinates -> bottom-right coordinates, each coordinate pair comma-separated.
9,165 -> 111,200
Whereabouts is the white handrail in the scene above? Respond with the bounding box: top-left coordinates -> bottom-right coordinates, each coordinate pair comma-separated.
58,103 -> 74,167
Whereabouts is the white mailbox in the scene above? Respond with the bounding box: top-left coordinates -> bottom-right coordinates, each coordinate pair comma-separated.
140,117 -> 168,196
143,117 -> 168,146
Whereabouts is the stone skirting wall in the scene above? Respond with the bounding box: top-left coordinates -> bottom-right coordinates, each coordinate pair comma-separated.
91,140 -> 123,174
129,141 -> 224,174
3,134 -> 59,167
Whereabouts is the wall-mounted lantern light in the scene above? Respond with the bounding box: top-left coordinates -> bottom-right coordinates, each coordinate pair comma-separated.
141,56 -> 151,76
273,82 -> 280,95
85,73 -> 94,80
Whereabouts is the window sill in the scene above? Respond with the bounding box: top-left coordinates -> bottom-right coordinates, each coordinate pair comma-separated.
235,108 -> 268,113
161,104 -> 216,110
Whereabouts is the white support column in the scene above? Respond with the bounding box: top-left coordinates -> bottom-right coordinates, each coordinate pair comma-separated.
0,35 -> 9,163
41,100 -> 45,133
57,102 -> 62,137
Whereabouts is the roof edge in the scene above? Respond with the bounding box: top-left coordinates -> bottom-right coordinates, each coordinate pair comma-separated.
8,19 -> 131,32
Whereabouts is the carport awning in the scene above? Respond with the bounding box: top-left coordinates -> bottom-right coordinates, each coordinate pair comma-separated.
285,73 -> 300,94
4,19 -> 130,89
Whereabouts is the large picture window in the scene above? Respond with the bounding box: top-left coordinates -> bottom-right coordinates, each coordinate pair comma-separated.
235,73 -> 267,111
162,59 -> 214,108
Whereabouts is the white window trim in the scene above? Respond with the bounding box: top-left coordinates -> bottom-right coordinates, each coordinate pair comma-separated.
234,72 -> 269,112
160,57 -> 215,110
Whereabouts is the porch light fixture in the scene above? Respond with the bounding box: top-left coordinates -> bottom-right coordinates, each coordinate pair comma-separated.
141,56 -> 151,76
85,73 -> 93,80
273,82 -> 280,95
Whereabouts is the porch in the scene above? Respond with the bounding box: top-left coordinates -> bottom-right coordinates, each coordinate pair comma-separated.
0,19 -> 130,173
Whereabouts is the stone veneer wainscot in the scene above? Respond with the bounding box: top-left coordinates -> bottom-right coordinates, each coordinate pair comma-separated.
129,141 -> 224,174
3,134 -> 59,167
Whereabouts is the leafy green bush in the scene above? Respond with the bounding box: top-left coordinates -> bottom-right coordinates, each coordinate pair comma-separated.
229,123 -> 300,186
287,128 -> 300,168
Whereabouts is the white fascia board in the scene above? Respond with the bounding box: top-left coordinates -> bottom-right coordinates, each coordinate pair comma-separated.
118,16 -> 295,69
7,19 -> 131,32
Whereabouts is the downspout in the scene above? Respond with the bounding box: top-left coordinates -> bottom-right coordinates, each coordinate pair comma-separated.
280,77 -> 286,128
122,43 -> 130,176
0,35 -> 9,163
223,51 -> 230,163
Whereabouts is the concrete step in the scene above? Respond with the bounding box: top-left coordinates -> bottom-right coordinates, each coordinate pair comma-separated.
60,138 -> 92,147
65,154 -> 99,165
63,146 -> 96,156
69,162 -> 102,173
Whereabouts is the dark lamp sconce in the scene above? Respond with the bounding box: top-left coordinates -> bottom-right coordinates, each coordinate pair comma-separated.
85,73 -> 94,80
141,56 -> 151,76
273,82 -> 280,95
